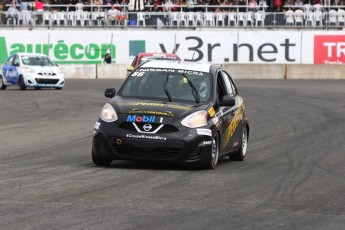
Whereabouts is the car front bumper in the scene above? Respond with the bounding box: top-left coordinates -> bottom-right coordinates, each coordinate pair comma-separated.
92,121 -> 214,164
24,73 -> 65,88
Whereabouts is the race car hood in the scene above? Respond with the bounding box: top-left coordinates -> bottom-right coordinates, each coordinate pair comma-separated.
109,97 -> 210,122
24,65 -> 59,74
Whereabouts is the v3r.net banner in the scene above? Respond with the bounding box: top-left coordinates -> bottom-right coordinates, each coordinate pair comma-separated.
0,30 -> 344,65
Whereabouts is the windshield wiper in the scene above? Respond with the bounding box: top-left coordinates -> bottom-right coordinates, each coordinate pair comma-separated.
163,74 -> 173,102
182,74 -> 200,103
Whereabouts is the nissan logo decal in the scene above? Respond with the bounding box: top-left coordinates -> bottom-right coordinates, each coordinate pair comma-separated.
143,124 -> 152,132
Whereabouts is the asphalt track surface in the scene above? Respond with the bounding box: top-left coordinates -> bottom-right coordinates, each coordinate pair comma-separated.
0,79 -> 345,230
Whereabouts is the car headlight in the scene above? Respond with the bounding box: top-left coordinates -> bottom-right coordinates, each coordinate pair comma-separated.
181,110 -> 208,128
57,67 -> 63,74
23,67 -> 35,73
100,103 -> 118,122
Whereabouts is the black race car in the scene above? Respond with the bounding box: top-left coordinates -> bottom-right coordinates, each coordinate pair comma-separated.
92,61 -> 249,169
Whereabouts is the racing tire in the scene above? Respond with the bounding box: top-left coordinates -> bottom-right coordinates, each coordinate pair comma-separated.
0,76 -> 7,90
55,87 -> 62,90
201,132 -> 220,170
230,126 -> 248,161
92,149 -> 112,166
35,87 -> 41,90
18,76 -> 26,90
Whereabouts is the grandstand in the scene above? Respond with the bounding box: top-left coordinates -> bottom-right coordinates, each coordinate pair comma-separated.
1,0 -> 345,29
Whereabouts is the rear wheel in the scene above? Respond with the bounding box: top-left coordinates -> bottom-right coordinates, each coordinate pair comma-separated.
201,132 -> 219,169
0,76 -> 7,90
230,126 -> 248,161
92,149 -> 112,166
18,76 -> 26,90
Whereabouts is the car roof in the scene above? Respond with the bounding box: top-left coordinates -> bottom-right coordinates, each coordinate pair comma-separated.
140,60 -> 212,73
138,52 -> 180,58
16,53 -> 48,57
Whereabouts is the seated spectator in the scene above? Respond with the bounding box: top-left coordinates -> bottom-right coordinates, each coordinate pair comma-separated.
116,7 -> 127,24
164,0 -> 173,12
186,0 -> 194,12
20,0 -> 31,25
179,0 -> 188,12
6,3 -> 18,24
104,0 -> 113,11
208,0 -> 219,12
35,0 -> 44,11
237,0 -> 247,12
113,0 -> 120,10
195,0 -> 207,12
275,0 -> 282,11
221,0 -> 233,12
75,0 -> 84,11
120,0 -> 129,11
152,0 -> 162,12
283,0 -> 292,11
248,0 -> 258,11
107,3 -> 119,22
172,0 -> 182,12
20,0 -> 30,11
294,0 -> 303,8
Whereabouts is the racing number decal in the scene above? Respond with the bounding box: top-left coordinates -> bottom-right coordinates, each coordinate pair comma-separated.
131,72 -> 145,77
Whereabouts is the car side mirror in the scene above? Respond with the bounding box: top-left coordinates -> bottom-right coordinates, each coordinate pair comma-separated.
13,63 -> 20,67
127,66 -> 134,73
104,88 -> 116,98
219,95 -> 236,107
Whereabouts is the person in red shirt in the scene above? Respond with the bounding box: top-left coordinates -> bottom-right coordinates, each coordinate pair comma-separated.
35,0 -> 44,11
35,0 -> 44,24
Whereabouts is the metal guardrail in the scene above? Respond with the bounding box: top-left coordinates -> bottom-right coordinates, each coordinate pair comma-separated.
0,4 -> 344,30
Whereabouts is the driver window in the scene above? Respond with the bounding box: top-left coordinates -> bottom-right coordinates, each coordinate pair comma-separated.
216,71 -> 227,102
13,55 -> 20,66
221,71 -> 236,97
5,56 -> 14,65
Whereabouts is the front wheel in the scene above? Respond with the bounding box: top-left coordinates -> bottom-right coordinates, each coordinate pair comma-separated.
18,76 -> 26,90
92,149 -> 112,166
0,76 -> 7,90
201,132 -> 220,169
230,126 -> 248,161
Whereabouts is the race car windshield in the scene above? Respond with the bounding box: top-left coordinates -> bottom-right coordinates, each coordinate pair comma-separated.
22,56 -> 56,67
139,56 -> 178,64
119,68 -> 212,104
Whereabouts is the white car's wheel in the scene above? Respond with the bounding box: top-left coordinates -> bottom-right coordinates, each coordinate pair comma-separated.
0,76 -> 7,90
18,76 -> 26,90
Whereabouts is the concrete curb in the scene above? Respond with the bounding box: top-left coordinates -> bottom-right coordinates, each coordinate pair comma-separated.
58,64 -> 345,80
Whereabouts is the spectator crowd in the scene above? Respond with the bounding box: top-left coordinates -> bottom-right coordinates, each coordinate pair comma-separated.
1,0 -> 345,13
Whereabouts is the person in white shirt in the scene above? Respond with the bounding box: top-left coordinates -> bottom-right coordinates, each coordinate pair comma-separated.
6,3 -> 19,25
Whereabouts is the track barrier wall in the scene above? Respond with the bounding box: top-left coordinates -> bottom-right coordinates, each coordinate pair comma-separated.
1,29 -> 345,79
58,63 -> 345,79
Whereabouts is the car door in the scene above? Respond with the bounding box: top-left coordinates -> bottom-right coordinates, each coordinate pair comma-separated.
2,55 -> 15,83
221,70 -> 243,150
216,69 -> 238,154
11,55 -> 21,84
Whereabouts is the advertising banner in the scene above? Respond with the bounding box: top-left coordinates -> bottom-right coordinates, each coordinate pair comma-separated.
0,30 -> 344,65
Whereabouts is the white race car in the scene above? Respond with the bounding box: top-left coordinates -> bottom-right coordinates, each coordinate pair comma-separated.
0,53 -> 64,90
